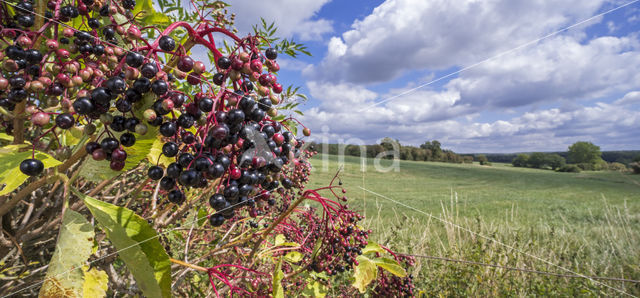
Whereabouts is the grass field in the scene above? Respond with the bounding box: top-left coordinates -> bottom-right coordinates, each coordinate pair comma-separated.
306,154 -> 640,296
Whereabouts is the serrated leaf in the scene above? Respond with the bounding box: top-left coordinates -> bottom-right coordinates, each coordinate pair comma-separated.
372,257 -> 406,278
74,188 -> 171,298
82,266 -> 108,298
273,257 -> 284,298
284,251 -> 303,263
0,145 -> 62,196
352,255 -> 377,293
39,210 -> 94,298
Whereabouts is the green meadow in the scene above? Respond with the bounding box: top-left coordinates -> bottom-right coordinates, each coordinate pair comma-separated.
307,154 -> 640,296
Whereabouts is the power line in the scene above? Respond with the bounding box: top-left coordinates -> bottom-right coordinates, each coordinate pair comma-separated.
405,253 -> 640,284
359,0 -> 640,112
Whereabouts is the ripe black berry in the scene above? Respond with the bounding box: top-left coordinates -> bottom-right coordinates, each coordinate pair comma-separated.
178,153 -> 194,168
100,137 -> 120,152
265,48 -> 277,60
168,189 -> 185,204
198,97 -> 213,112
179,170 -> 199,186
141,63 -> 158,79
151,80 -> 168,95
209,214 -> 225,227
217,56 -> 231,69
126,52 -> 144,68
162,142 -> 179,157
85,142 -> 100,154
159,122 -> 177,137
20,159 -> 44,176
133,78 -> 151,94
120,133 -> 136,147
159,36 -> 175,51
148,166 -> 164,180
166,162 -> 182,178
88,18 -> 101,29
160,177 -> 175,190
55,113 -> 75,129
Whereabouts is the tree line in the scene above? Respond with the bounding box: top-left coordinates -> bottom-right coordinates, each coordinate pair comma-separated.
510,141 -> 639,173
308,139 -> 472,164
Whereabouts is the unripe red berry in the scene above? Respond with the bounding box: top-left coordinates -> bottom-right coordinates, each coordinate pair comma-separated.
46,39 -> 59,50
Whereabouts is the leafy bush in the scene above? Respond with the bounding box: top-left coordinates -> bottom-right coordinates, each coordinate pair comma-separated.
512,154 -> 529,167
630,162 -> 640,174
607,162 -> 627,172
558,164 -> 582,173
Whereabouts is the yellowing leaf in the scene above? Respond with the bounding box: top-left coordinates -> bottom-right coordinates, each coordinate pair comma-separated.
39,210 -> 94,298
148,136 -> 175,168
274,234 -> 298,247
372,257 -> 406,278
284,251 -> 303,263
352,255 -> 377,293
74,188 -> 171,298
273,257 -> 284,298
302,279 -> 328,297
361,241 -> 385,255
0,145 -> 62,196
0,132 -> 13,141
82,266 -> 108,298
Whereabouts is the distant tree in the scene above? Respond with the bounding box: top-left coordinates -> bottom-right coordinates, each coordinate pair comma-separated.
400,147 -> 414,160
634,155 -> 640,162
527,152 -> 548,168
477,154 -> 489,165
380,137 -> 397,152
421,140 -> 442,160
568,141 -> 602,165
411,147 -> 426,161
463,155 -> 474,163
367,144 -> 385,158
512,154 -> 529,167
546,154 -> 566,170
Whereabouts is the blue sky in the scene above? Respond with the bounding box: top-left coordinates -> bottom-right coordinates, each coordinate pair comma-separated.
226,0 -> 640,153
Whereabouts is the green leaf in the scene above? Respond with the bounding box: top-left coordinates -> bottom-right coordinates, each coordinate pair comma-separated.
301,279 -> 328,297
284,251 -> 303,263
39,210 -> 94,298
274,234 -> 298,247
372,257 -> 406,278
77,158 -> 120,182
197,208 -> 208,227
361,241 -> 385,255
82,266 -> 108,298
73,188 -> 171,298
352,255 -> 378,293
273,257 -> 285,298
0,145 -> 62,196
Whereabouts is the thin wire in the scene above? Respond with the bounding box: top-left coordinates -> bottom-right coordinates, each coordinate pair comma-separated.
358,187 -> 636,297
358,0 -> 640,112
2,195 -> 253,297
405,253 -> 640,283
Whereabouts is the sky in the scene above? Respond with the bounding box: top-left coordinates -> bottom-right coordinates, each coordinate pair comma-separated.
225,0 -> 640,153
